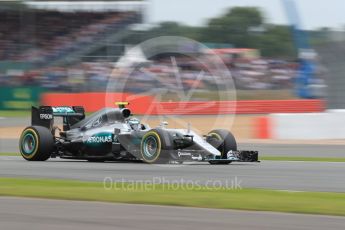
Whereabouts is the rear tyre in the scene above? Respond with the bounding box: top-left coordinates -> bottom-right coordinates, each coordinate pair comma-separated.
19,126 -> 54,161
140,129 -> 170,164
207,129 -> 237,165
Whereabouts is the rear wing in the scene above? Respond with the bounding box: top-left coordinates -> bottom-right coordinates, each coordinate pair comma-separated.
31,106 -> 85,131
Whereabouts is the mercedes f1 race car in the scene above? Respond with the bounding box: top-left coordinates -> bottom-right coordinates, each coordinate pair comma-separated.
19,103 -> 259,164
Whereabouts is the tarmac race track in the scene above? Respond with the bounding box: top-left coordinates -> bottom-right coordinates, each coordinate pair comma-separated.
1,116 -> 345,229
0,156 -> 345,192
1,197 -> 344,230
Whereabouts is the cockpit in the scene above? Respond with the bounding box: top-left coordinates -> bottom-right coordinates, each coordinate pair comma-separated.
70,107 -> 149,131
71,108 -> 129,129
127,117 -> 149,131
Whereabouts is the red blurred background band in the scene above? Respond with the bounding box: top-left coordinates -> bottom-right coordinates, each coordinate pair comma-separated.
41,93 -> 325,115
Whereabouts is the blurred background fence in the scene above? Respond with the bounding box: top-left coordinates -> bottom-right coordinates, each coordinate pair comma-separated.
0,0 -> 344,113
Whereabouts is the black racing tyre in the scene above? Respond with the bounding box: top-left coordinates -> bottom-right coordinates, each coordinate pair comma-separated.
140,129 -> 171,164
19,126 -> 54,161
207,129 -> 237,165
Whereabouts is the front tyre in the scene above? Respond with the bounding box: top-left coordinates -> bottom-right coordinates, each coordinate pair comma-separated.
19,126 -> 54,161
140,129 -> 170,164
207,129 -> 237,165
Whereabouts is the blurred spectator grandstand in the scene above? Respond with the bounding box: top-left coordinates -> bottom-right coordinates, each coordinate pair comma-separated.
0,3 -> 141,64
0,10 -> 139,63
0,54 -> 300,93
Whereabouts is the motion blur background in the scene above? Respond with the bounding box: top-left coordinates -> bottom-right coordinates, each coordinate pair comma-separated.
2,3 -> 345,228
0,0 -> 345,141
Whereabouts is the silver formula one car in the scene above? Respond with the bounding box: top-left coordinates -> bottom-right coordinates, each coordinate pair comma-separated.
19,102 -> 259,164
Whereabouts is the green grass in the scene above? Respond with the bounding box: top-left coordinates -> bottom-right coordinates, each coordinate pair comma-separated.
0,110 -> 30,117
0,153 -> 19,156
261,156 -> 345,162
0,177 -> 345,216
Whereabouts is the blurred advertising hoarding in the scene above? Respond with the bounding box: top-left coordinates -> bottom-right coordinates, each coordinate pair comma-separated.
0,87 -> 44,110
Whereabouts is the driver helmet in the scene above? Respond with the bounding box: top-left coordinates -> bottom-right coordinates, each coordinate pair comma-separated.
128,117 -> 140,130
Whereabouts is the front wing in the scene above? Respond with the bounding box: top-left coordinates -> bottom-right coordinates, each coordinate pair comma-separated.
174,150 -> 259,162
